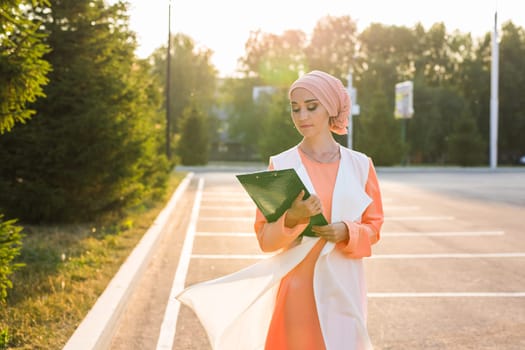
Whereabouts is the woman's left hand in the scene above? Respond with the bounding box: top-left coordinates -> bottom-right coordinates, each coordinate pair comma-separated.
311,222 -> 349,243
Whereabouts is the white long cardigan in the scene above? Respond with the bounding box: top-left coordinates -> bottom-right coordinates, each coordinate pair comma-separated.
177,145 -> 373,350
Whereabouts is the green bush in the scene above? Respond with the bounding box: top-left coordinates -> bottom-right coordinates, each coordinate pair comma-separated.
0,326 -> 8,350
0,215 -> 24,302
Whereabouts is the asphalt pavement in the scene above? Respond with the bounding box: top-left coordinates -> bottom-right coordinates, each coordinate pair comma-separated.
66,165 -> 525,350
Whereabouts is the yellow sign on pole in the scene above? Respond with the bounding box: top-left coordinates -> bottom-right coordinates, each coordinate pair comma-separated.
394,81 -> 414,119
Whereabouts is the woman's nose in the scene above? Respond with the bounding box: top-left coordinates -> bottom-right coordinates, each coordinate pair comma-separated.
298,109 -> 309,119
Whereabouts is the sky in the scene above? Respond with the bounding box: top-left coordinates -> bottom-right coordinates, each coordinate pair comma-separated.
117,0 -> 524,77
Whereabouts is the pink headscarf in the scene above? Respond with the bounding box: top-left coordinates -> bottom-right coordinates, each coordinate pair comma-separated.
288,70 -> 350,135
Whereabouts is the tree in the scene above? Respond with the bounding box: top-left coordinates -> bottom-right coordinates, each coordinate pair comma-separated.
218,76 -> 262,160
228,19 -> 525,167
0,0 -> 168,223
498,22 -> 525,163
355,23 -> 415,163
357,23 -> 417,84
447,112 -> 486,166
177,106 -> 209,165
257,90 -> 301,162
225,29 -> 307,160
0,0 -> 50,302
455,33 -> 490,149
355,89 -> 403,165
239,29 -> 306,86
413,23 -> 462,85
305,15 -> 359,78
356,22 -> 489,164
150,32 -> 217,149
408,82 -> 466,163
0,0 -> 51,133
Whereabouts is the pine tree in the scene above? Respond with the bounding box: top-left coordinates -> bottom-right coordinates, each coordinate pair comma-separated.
0,0 -> 50,302
0,0 -> 167,222
0,0 -> 51,132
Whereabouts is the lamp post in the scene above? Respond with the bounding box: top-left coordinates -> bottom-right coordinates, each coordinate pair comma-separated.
166,0 -> 172,160
347,73 -> 353,150
490,10 -> 499,169
346,72 -> 359,149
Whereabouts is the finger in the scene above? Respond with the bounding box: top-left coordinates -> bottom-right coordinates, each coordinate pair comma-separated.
303,196 -> 316,206
316,232 -> 334,242
310,195 -> 321,205
295,189 -> 305,201
291,190 -> 305,208
312,225 -> 328,233
310,200 -> 322,212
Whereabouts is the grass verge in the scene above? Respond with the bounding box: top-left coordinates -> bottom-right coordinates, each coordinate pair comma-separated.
0,170 -> 187,350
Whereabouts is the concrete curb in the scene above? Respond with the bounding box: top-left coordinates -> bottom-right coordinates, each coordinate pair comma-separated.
63,172 -> 194,350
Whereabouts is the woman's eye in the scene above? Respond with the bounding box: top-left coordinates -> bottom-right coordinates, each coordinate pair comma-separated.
291,103 -> 317,113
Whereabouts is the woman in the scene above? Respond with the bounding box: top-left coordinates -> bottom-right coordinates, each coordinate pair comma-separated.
177,70 -> 384,350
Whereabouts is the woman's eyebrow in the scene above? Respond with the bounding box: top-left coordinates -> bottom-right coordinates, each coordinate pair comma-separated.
291,98 -> 319,104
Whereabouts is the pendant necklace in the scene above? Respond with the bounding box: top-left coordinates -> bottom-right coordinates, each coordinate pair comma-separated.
299,144 -> 340,163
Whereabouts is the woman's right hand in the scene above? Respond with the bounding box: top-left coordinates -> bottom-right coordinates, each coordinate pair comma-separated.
284,190 -> 323,228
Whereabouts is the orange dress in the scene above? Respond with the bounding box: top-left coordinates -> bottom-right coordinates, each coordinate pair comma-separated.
254,149 -> 384,350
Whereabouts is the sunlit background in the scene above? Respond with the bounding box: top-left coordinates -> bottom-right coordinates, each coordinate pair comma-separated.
118,0 -> 523,77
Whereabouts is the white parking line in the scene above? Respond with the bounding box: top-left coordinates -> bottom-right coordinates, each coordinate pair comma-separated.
199,216 -> 456,222
203,193 -> 249,196
386,216 -> 455,221
201,198 -> 252,203
190,252 -> 525,260
192,254 -> 272,259
382,231 -> 505,237
156,178 -> 204,350
195,231 -> 505,238
368,292 -> 525,298
200,217 -> 253,221
371,252 -> 525,259
384,205 -> 421,210
202,191 -> 247,196
199,205 -> 423,211
196,231 -> 254,237
200,205 -> 254,210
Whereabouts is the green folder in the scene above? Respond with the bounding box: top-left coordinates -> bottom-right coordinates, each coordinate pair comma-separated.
236,168 -> 328,237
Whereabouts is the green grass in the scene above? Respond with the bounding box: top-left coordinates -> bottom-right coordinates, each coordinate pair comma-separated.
0,171 -> 187,350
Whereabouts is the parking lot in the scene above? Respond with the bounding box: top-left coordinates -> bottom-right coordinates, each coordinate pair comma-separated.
108,167 -> 525,350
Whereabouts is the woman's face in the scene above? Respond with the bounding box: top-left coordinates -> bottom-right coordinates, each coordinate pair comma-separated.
289,88 -> 331,138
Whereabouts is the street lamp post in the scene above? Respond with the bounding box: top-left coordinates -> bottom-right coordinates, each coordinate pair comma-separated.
490,11 -> 499,169
346,73 -> 359,149
166,0 -> 172,160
